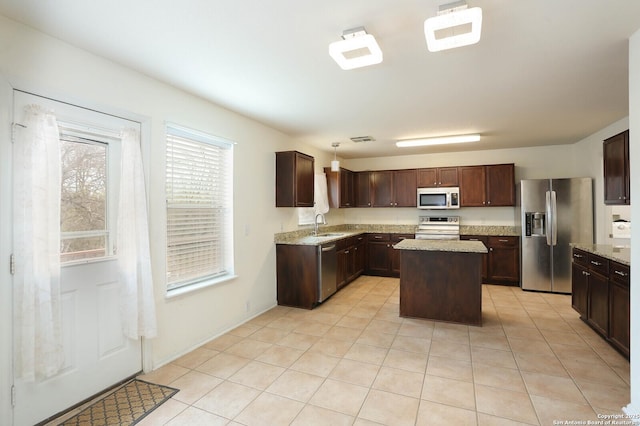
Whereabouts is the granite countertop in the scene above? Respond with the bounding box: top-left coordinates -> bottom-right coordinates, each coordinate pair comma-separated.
394,239 -> 488,253
285,230 -> 365,246
275,223 -> 519,246
572,243 -> 631,266
460,225 -> 520,236
275,224 -> 416,245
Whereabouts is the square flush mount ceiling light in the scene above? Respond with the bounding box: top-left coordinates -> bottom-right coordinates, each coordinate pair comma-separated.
424,1 -> 482,52
329,27 -> 383,70
396,134 -> 481,148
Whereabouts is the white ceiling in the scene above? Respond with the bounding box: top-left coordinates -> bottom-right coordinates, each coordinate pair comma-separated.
1,0 -> 640,158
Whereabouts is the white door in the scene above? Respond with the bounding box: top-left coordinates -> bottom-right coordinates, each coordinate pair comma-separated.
12,91 -> 143,425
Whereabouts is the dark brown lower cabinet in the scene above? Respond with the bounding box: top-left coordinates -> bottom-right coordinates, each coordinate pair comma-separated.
337,235 -> 365,289
571,248 -> 630,358
609,262 -> 630,357
366,233 -> 391,276
276,244 -> 318,309
460,235 -> 519,285
571,262 -> 588,317
586,270 -> 609,337
366,233 -> 413,277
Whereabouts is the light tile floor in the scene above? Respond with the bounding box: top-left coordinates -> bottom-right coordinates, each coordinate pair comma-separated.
137,276 -> 630,426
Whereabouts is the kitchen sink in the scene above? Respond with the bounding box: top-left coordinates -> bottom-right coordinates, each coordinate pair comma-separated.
316,232 -> 347,237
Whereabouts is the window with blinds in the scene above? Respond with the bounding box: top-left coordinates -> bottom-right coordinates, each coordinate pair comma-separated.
165,124 -> 234,291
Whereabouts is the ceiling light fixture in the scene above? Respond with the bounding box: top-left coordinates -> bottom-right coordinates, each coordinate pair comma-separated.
424,1 -> 482,52
396,134 -> 481,148
331,142 -> 341,171
329,27 -> 383,70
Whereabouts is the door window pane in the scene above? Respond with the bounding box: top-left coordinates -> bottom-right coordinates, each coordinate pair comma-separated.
60,139 -> 108,262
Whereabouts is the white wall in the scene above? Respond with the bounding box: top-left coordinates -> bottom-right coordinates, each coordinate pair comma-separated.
625,27 -> 640,420
0,14 -> 335,380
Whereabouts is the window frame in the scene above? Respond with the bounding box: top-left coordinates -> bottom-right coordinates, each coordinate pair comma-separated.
164,123 -> 236,296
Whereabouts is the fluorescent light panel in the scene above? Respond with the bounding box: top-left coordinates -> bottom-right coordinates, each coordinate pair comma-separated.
329,33 -> 383,70
424,6 -> 482,52
396,134 -> 481,148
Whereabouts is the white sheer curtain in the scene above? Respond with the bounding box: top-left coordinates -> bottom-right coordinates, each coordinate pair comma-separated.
117,128 -> 157,339
13,105 -> 64,380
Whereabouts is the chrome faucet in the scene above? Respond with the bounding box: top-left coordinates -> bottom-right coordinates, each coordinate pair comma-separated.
314,213 -> 326,236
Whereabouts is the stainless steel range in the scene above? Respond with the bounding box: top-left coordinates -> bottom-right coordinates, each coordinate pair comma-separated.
415,216 -> 460,240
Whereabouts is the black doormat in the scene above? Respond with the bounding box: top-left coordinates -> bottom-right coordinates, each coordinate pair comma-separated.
60,379 -> 179,425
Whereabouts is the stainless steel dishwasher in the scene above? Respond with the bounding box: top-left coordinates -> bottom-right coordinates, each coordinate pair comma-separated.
318,242 -> 337,302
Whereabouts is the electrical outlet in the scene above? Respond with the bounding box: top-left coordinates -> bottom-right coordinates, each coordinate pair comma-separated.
245,301 -> 250,312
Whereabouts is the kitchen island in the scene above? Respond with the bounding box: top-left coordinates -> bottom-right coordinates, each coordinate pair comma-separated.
394,239 -> 488,326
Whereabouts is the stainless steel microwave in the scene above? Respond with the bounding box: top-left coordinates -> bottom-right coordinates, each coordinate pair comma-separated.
417,187 -> 460,209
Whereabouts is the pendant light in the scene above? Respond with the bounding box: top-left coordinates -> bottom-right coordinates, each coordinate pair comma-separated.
331,142 -> 340,171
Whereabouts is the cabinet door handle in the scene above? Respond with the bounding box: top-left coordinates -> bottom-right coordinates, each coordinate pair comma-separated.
590,260 -> 602,266
345,250 -> 350,254
374,236 -> 383,239
573,253 -> 583,258
489,248 -> 493,252
498,239 -> 508,242
583,271 -> 591,276
468,238 -> 479,241
614,270 -> 628,277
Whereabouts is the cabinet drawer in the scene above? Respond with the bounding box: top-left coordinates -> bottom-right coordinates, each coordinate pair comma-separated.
609,261 -> 630,287
391,233 -> 413,243
336,237 -> 350,250
487,236 -> 518,247
572,248 -> 589,267
587,253 -> 609,276
368,233 -> 390,242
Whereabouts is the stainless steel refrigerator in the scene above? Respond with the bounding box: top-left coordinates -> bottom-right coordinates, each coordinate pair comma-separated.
516,178 -> 593,293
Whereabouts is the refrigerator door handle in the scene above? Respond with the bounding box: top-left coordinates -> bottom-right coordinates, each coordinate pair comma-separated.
550,190 -> 558,246
545,191 -> 552,246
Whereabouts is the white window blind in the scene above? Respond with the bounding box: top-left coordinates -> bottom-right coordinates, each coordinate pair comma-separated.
165,124 -> 234,290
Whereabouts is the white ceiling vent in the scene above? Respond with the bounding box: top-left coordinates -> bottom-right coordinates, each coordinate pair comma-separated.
350,136 -> 376,143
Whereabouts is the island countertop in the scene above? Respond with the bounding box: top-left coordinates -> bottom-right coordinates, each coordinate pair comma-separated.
394,239 -> 488,254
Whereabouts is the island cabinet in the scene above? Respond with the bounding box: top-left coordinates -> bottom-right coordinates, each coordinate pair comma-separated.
603,130 -> 630,205
355,171 -> 372,207
370,170 -> 417,207
571,247 -> 630,357
460,235 -> 519,285
275,151 -> 314,207
366,233 -> 413,277
276,244 -> 318,309
325,167 -> 354,208
459,164 -> 515,207
395,239 -> 486,326
417,167 -> 459,187
336,235 -> 365,289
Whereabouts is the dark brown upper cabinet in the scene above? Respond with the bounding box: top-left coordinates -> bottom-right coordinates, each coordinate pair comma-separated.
417,167 -> 459,187
459,164 -> 515,207
604,130 -> 630,205
275,151 -> 314,207
325,167 -> 354,208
